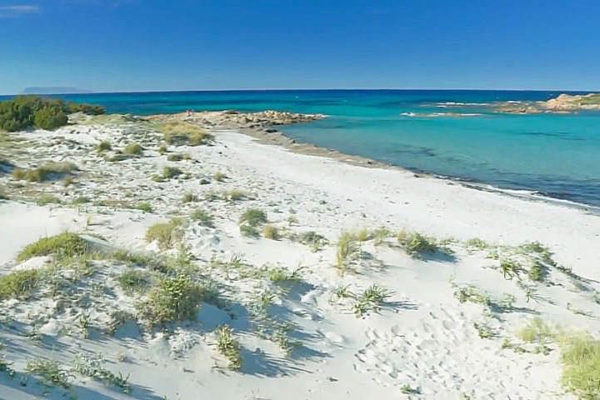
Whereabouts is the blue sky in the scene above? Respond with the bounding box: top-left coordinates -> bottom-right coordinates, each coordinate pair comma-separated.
0,0 -> 599,94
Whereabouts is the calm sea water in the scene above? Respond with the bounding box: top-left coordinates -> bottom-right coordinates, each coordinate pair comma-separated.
4,90 -> 599,207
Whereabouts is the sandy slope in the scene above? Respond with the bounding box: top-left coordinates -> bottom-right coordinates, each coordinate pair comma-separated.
0,116 -> 598,399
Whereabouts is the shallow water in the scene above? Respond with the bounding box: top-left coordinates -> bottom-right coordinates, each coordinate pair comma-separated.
5,90 -> 599,207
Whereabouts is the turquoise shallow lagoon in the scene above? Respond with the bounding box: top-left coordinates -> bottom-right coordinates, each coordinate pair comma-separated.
5,90 -> 598,207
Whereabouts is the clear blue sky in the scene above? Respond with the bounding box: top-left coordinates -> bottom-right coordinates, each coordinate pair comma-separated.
1,0 -> 599,94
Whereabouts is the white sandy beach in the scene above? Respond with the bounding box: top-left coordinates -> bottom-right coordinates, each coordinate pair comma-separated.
0,113 -> 599,399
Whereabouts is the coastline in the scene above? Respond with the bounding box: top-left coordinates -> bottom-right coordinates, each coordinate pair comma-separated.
234,123 -> 600,216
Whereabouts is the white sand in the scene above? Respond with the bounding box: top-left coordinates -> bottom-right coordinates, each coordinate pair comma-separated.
0,118 -> 598,399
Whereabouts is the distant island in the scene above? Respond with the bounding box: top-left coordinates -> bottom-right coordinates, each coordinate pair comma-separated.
22,86 -> 93,95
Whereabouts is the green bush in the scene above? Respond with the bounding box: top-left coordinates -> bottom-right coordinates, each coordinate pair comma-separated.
0,269 -> 40,300
17,232 -> 90,262
33,106 -> 68,130
0,96 -> 104,132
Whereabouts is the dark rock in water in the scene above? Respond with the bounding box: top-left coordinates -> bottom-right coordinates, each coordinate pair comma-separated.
265,128 -> 277,133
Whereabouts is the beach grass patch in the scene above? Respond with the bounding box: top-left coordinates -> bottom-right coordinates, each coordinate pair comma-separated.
191,209 -> 214,227
353,284 -> 390,317
158,121 -> 213,146
118,269 -> 152,295
0,269 -> 41,300
137,274 -> 206,327
145,218 -> 184,250
26,359 -> 70,388
96,140 -> 111,153
397,230 -> 441,257
263,225 -> 280,240
560,333 -> 600,399
17,232 -> 90,262
12,161 -> 77,183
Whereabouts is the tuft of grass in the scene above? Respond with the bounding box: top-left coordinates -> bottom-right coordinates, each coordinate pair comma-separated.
216,325 -> 242,370
0,269 -> 40,300
240,224 -> 259,238
118,269 -> 152,295
499,259 -> 522,280
353,284 -> 390,317
213,171 -> 227,182
263,225 -> 279,240
72,353 -> 130,393
295,231 -> 328,252
336,231 -> 359,271
223,189 -> 247,202
167,153 -> 184,161
182,192 -> 198,203
134,202 -> 153,213
397,230 -> 440,256
137,274 -> 206,327
96,140 -> 111,153
516,318 -> 554,343
26,359 -> 71,388
453,285 -> 491,306
145,218 -> 184,250
518,241 -> 555,266
191,209 -> 214,227
123,142 -> 143,156
239,208 -> 267,227
528,261 -> 548,282
36,193 -> 62,205
465,238 -> 489,251
158,144 -> 168,154
161,166 -> 182,179
72,196 -> 91,205
560,333 -> 600,399
372,227 -> 392,246
17,232 -> 90,262
12,161 -> 77,183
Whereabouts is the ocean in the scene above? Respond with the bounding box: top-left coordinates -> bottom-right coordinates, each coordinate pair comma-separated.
4,90 -> 599,208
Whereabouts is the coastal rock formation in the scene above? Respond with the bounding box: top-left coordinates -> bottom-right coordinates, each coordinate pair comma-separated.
495,93 -> 600,114
147,110 -> 325,130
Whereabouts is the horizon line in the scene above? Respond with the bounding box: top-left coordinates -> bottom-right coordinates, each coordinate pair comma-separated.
1,87 -> 598,97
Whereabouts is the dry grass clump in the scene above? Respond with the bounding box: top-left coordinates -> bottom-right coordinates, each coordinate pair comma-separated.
158,121 -> 213,146
516,318 -> 554,343
96,140 -> 111,153
12,161 -> 77,183
263,225 -> 280,240
118,269 -> 152,295
26,359 -> 70,388
123,142 -> 143,156
213,171 -> 227,182
336,231 -> 359,271
167,153 -> 184,162
0,269 -> 41,300
145,218 -> 184,250
239,208 -> 267,237
17,232 -> 90,262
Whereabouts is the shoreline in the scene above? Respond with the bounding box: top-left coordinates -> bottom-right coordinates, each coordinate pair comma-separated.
232,124 -> 600,216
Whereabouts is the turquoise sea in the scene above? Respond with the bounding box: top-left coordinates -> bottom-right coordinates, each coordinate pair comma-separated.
4,90 -> 599,208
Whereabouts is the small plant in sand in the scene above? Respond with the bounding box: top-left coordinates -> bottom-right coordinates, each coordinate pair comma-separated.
516,317 -> 554,344
134,201 -> 153,213
191,209 -> 214,227
528,261 -> 548,282
474,321 -> 495,339
465,238 -> 489,251
353,284 -> 390,317
12,161 -> 77,183
560,333 -> 600,399
0,269 -> 40,300
72,353 -> 131,393
145,218 -> 184,250
400,384 -> 421,395
137,274 -> 206,327
123,142 -> 143,156
17,232 -> 90,262
372,227 -> 392,246
167,153 -> 184,161
182,192 -> 198,203
36,193 -> 62,205
453,285 -> 491,306
118,269 -> 152,295
397,230 -> 440,256
26,359 -> 71,388
336,231 -> 359,271
293,231 -> 328,252
499,259 -> 522,280
96,140 -> 111,153
216,325 -> 242,370
223,189 -> 247,202
518,241 -> 556,266
213,171 -> 227,182
159,166 -> 183,180
239,208 -> 267,237
263,224 -> 280,240
158,143 -> 168,154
